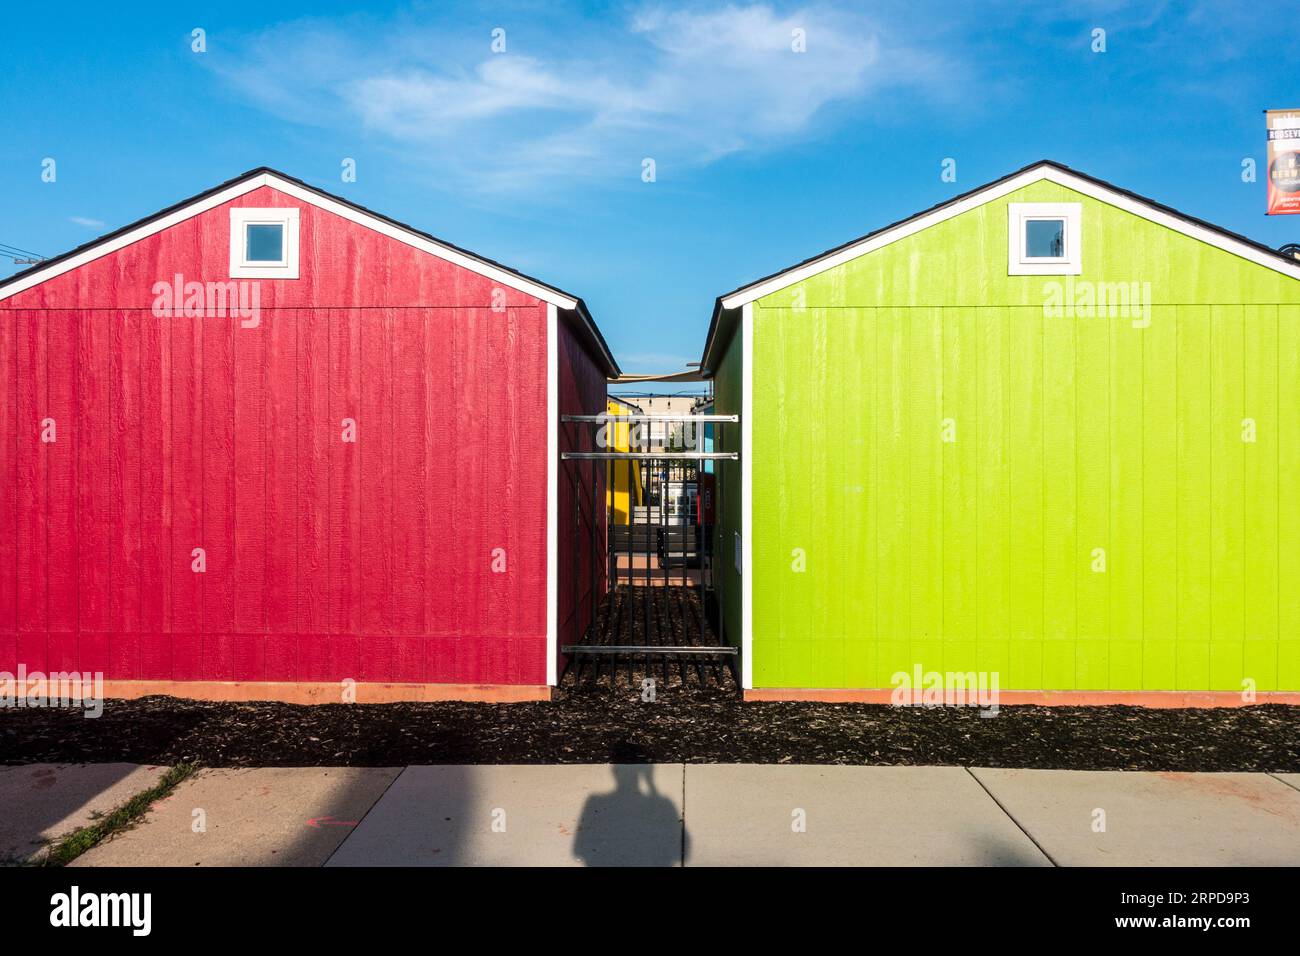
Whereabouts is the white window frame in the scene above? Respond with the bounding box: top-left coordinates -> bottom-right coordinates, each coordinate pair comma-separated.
229,207 -> 300,278
1007,202 -> 1081,275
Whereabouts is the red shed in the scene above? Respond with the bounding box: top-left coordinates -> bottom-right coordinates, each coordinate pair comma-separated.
0,168 -> 616,703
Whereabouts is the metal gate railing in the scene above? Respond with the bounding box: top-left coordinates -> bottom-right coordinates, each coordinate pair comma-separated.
559,414 -> 739,684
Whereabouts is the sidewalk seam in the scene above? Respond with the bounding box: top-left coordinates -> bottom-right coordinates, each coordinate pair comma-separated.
321,766 -> 408,868
964,767 -> 1059,867
1267,772 -> 1300,795
679,763 -> 686,868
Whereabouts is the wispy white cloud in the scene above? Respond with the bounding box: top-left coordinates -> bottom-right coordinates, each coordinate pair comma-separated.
68,216 -> 106,229
207,3 -> 957,194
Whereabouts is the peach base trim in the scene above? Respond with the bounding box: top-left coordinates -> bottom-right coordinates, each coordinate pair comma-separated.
100,680 -> 552,705
743,688 -> 1300,707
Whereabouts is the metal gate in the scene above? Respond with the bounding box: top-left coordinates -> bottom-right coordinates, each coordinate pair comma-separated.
560,411 -> 739,688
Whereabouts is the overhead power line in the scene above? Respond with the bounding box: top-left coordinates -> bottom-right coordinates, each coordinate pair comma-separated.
0,240 -> 46,264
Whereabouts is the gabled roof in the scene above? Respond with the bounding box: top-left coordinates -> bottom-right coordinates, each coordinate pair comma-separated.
0,166 -> 619,376
700,159 -> 1300,373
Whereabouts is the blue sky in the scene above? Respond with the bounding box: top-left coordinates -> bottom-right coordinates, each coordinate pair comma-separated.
1,1 -> 1294,379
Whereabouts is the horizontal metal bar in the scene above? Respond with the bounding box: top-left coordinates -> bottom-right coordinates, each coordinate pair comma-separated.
561,452 -> 738,460
561,645 -> 738,655
561,414 -> 738,423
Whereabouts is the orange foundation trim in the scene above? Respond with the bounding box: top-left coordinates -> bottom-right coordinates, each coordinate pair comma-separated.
743,688 -> 1300,707
99,680 -> 552,705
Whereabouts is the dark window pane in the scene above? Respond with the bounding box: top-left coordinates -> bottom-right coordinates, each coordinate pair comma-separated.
246,223 -> 284,262
1025,218 -> 1065,258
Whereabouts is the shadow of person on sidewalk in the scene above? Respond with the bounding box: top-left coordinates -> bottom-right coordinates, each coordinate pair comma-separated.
573,742 -> 684,867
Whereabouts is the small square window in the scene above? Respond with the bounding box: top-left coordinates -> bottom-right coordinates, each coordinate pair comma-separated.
230,207 -> 299,278
1024,218 -> 1065,258
245,223 -> 285,263
1008,202 -> 1081,275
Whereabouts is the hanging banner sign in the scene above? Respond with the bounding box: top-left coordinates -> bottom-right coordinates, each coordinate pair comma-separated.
1267,109 -> 1300,215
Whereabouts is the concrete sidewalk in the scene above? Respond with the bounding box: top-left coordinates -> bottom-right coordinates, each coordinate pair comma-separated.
0,763 -> 167,864
72,767 -> 400,867
15,763 -> 1300,867
326,765 -> 685,866
971,768 -> 1300,866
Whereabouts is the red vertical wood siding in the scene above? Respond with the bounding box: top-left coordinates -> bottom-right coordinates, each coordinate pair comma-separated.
138,308 -> 168,678
556,315 -> 609,676
15,311 -> 47,672
0,309 -> 16,673
46,312 -> 76,670
110,313 -> 142,679
0,185 -> 559,686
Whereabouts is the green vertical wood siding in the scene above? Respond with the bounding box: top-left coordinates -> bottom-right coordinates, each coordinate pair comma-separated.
748,180 -> 1300,690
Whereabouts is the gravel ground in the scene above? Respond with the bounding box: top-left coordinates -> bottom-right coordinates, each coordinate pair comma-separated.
1,685 -> 1296,771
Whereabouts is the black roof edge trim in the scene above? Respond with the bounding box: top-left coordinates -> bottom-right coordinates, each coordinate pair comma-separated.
699,158 -> 1300,371
1,166 -> 620,376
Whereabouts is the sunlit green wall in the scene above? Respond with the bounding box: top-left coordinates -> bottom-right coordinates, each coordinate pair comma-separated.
748,179 -> 1300,690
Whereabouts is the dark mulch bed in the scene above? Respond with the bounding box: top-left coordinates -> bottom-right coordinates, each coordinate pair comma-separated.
1,683 -> 1297,771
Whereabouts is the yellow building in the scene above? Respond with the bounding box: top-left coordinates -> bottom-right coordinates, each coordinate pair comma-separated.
605,398 -> 643,524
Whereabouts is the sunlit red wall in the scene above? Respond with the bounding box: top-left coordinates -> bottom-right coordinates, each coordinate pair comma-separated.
0,184 -> 565,686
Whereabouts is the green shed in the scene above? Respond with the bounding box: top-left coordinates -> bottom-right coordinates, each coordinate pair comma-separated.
702,161 -> 1300,704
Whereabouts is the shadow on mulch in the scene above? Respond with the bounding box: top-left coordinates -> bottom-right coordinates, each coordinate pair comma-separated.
1,685 -> 1297,771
